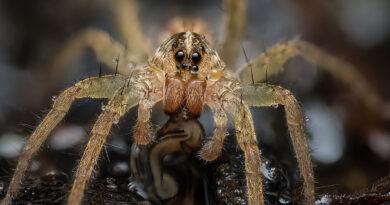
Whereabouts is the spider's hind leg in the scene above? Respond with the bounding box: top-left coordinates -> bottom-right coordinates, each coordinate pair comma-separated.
47,29 -> 133,84
219,0 -> 247,68
243,83 -> 315,205
237,41 -> 390,118
111,0 -> 151,61
47,0 -> 152,92
0,75 -> 127,205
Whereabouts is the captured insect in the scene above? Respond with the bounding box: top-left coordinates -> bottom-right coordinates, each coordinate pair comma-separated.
2,0 -> 389,205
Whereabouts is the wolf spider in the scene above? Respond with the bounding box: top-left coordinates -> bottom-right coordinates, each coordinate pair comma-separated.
2,0 -> 389,205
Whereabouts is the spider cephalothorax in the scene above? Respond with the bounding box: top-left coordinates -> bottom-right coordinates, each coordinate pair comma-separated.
149,32 -> 224,118
3,0 -> 389,205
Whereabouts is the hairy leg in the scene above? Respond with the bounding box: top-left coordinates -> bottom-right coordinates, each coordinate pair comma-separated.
219,0 -> 247,68
111,0 -> 151,62
243,83 -> 315,205
47,29 -> 133,82
67,81 -> 141,205
0,75 -> 127,205
237,41 -> 390,118
133,96 -> 156,145
67,68 -> 162,204
222,93 -> 263,205
199,101 -> 228,161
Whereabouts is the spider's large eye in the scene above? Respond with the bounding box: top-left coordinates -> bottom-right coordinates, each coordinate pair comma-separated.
175,50 -> 185,62
191,52 -> 201,64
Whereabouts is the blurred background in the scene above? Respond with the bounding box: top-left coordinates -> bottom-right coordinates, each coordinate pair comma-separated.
0,0 -> 389,202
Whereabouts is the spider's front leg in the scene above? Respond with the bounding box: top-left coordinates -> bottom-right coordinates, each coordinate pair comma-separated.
243,83 -> 315,205
133,94 -> 157,145
67,81 -> 143,205
0,75 -> 127,205
199,98 -> 228,161
219,0 -> 247,68
68,71 -> 162,205
222,92 -> 264,205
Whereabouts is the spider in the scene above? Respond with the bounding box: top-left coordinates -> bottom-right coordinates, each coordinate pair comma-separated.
2,0 -> 389,205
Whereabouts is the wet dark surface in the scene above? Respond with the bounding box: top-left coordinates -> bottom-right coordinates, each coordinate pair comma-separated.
317,173 -> 390,205
0,0 -> 390,204
3,171 -> 390,205
0,138 -> 299,205
212,145 -> 295,205
3,173 -> 147,205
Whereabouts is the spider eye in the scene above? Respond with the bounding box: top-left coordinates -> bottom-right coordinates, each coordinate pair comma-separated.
175,50 -> 185,62
172,42 -> 178,49
191,52 -> 201,64
191,65 -> 199,74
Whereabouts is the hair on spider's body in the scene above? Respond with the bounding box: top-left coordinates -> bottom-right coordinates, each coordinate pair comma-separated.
3,0 -> 389,205
148,32 -> 225,118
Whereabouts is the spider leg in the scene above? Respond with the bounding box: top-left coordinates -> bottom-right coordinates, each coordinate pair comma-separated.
133,95 -> 157,145
219,0 -> 247,68
199,101 -> 228,161
243,83 -> 315,205
0,75 -> 128,205
237,41 -> 390,118
67,81 -> 142,205
47,28 -> 133,85
111,0 -> 151,61
222,92 -> 263,205
48,0 -> 152,83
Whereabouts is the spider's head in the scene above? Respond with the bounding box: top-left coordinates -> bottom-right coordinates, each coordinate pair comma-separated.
149,32 -> 225,82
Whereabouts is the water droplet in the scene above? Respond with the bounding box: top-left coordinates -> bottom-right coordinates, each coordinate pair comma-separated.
234,189 -> 243,194
217,189 -> 223,195
216,179 -> 223,185
105,177 -> 118,190
112,57 -> 119,65
127,182 -> 149,198
279,197 -> 290,204
101,104 -> 106,111
127,182 -> 137,191
51,96 -> 57,102
305,116 -> 310,122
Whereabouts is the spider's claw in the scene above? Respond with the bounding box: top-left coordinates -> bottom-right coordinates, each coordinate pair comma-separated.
133,121 -> 152,145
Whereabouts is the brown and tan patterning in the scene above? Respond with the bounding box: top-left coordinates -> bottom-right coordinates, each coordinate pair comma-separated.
3,0 -> 390,205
